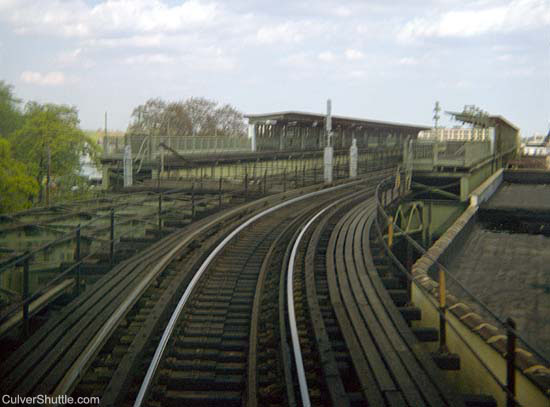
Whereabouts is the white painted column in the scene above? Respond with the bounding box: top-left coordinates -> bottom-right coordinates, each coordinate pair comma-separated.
123,144 -> 133,187
349,138 -> 358,178
248,123 -> 256,152
324,146 -> 333,183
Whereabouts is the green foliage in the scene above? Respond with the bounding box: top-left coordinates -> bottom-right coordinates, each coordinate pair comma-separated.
10,102 -> 95,202
0,138 -> 38,213
0,81 -> 23,138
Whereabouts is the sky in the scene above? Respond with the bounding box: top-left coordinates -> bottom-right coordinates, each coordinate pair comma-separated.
0,0 -> 549,137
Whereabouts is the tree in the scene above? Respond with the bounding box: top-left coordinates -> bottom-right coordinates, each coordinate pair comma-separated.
10,102 -> 94,202
0,81 -> 23,138
182,97 -> 217,137
163,101 -> 192,137
127,98 -> 167,135
127,97 -> 246,138
0,138 -> 38,212
215,103 -> 247,137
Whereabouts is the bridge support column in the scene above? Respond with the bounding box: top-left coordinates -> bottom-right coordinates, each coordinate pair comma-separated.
102,166 -> 110,190
324,146 -> 333,184
349,139 -> 358,178
248,123 -> 256,152
123,145 -> 133,187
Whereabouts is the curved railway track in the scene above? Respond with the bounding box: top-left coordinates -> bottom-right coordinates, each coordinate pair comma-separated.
0,168 -> 480,406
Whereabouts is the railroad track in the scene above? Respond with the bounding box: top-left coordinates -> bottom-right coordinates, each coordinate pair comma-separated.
1,167 -> 490,406
131,184 -> 373,407
0,169 -> 389,405
129,177 -> 467,407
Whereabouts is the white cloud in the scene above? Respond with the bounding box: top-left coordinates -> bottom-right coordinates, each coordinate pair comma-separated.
2,0 -> 218,38
123,53 -> 175,65
398,57 -> 418,65
497,54 -> 513,62
318,51 -> 336,62
57,48 -> 82,64
344,48 -> 364,60
90,0 -> 217,33
397,0 -> 550,41
280,53 -> 310,68
256,22 -> 313,44
455,80 -> 471,89
20,71 -> 67,86
85,34 -> 166,49
348,70 -> 366,78
334,6 -> 352,17
190,47 -> 236,71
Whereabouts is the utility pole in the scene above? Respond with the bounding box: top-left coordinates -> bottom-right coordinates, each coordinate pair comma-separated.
104,111 -> 108,139
433,101 -> 441,141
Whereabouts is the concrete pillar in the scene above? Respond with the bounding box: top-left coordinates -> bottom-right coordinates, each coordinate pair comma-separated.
324,146 -> 333,183
102,166 -> 110,189
123,144 -> 133,187
248,123 -> 256,152
103,135 -> 110,155
460,176 -> 469,202
349,138 -> 358,178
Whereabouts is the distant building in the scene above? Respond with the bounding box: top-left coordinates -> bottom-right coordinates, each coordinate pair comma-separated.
522,133 -> 550,156
418,127 -> 493,142
508,131 -> 550,169
80,153 -> 102,184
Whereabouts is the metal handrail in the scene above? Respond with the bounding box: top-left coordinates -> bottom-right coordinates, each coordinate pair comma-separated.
0,187 -> 194,274
375,175 -> 549,406
373,209 -> 522,405
375,176 -> 549,365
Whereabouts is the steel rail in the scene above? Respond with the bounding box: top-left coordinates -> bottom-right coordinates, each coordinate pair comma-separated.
47,187 -> 293,399
133,178 -> 371,407
44,172 -> 386,402
286,199 -> 342,407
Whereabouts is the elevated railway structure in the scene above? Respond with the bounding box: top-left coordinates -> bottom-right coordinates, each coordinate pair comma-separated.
1,169 -> 501,407
3,167 -> 545,406
2,111 -> 548,406
100,111 -> 426,188
388,169 -> 550,407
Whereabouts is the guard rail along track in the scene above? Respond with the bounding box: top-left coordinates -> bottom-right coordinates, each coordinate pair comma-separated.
0,169 -> 387,404
1,167 -> 489,406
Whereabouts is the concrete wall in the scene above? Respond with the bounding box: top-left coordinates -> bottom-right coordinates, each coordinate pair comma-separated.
411,171 -> 549,406
504,169 -> 550,184
470,168 -> 503,206
423,201 -> 468,243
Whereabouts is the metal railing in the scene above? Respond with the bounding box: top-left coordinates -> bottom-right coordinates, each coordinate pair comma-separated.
103,135 -> 252,159
374,174 -> 549,407
0,187 -> 217,338
0,150 -> 403,340
412,140 -> 492,170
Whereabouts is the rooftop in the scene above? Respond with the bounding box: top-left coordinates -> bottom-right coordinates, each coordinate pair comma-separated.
482,182 -> 550,212
446,222 -> 550,359
245,110 -> 429,131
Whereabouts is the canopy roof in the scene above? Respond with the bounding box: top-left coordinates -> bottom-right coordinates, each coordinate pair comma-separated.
245,110 -> 429,132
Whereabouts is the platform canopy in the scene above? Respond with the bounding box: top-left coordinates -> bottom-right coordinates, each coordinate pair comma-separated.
245,110 -> 429,133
